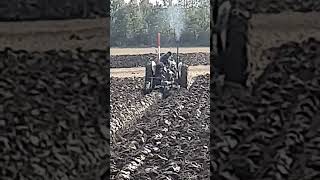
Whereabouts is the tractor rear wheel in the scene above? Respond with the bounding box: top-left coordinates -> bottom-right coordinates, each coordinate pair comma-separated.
179,64 -> 188,88
144,63 -> 153,94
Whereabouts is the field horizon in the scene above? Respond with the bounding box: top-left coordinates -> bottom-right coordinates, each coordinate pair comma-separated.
111,47 -> 210,55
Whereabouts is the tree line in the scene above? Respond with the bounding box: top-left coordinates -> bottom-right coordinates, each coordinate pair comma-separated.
111,0 -> 210,47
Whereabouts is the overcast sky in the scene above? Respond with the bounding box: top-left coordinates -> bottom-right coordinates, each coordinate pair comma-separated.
124,0 -> 179,4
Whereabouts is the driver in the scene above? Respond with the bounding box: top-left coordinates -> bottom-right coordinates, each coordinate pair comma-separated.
160,51 -> 172,66
160,51 -> 177,69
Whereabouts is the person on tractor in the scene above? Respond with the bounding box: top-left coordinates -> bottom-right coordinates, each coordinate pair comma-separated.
160,51 -> 177,78
160,51 -> 172,66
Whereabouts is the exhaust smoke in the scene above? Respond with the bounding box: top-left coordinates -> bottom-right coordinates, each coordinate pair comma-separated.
167,6 -> 185,41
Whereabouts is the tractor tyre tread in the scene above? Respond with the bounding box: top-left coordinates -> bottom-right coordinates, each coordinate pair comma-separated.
180,64 -> 188,88
144,63 -> 153,94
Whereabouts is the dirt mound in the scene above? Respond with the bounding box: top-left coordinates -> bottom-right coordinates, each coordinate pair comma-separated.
0,48 -> 109,180
110,52 -> 210,68
111,77 -> 162,140
212,38 -> 320,180
111,75 -> 210,179
0,0 -> 107,21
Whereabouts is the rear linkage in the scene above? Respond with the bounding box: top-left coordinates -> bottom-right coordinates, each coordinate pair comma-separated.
143,53 -> 188,97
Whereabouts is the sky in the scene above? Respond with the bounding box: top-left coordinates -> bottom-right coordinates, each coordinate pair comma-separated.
124,0 -> 179,5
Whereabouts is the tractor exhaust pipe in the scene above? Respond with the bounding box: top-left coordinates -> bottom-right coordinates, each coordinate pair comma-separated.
175,32 -> 181,80
176,39 -> 179,69
176,40 -> 179,62
157,32 -> 161,64
175,29 -> 180,69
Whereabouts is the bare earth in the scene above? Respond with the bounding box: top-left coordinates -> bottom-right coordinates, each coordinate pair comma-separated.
0,18 -> 109,51
110,65 -> 210,79
111,47 -> 210,55
247,12 -> 320,87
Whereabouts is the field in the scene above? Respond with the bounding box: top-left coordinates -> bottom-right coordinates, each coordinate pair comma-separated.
110,38 -> 320,180
212,38 -> 320,179
1,1 -> 320,179
0,18 -> 108,51
0,49 -> 109,179
110,51 -> 210,179
0,17 -> 210,179
111,47 -> 210,55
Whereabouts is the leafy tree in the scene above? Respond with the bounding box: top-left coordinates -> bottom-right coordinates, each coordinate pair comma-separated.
111,0 -> 210,47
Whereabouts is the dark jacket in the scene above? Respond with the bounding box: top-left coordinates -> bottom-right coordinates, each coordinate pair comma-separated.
160,53 -> 171,65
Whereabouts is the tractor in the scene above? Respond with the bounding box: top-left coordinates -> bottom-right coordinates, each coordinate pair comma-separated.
143,43 -> 188,96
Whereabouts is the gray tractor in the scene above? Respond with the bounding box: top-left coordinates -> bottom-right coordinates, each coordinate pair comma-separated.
143,48 -> 188,95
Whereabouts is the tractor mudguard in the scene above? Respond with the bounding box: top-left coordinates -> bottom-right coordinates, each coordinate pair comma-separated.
144,63 -> 154,94
178,62 -> 183,78
215,0 -> 231,51
213,0 -> 251,87
223,9 -> 250,85
151,61 -> 156,74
